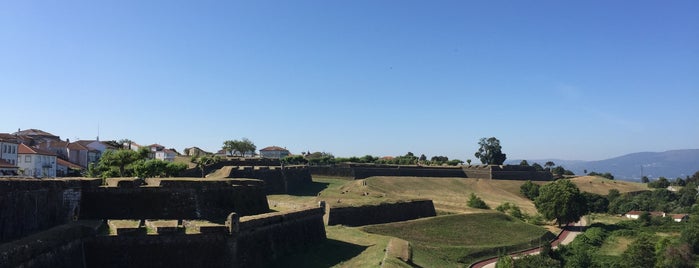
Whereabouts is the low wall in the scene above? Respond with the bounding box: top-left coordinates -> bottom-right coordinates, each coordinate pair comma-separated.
235,207 -> 327,267
325,200 -> 436,226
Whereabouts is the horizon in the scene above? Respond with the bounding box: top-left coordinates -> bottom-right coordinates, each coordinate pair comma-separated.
2,1 -> 697,162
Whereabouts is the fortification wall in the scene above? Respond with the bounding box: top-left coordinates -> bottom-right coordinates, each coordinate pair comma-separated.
325,200 -> 436,226
79,182 -> 269,222
309,166 -> 355,177
221,165 -> 313,194
84,234 -> 231,268
352,165 -> 466,180
0,178 -> 101,243
235,207 -> 326,267
0,223 -> 94,268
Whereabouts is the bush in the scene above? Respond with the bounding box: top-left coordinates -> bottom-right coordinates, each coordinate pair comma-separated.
467,193 -> 489,209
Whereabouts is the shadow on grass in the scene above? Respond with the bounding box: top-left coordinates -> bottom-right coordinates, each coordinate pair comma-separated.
286,181 -> 330,196
268,238 -> 367,268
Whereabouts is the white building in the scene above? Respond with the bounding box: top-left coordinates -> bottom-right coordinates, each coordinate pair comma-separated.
18,143 -> 57,178
0,133 -> 19,175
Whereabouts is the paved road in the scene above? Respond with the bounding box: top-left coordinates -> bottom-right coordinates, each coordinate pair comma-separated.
471,218 -> 587,268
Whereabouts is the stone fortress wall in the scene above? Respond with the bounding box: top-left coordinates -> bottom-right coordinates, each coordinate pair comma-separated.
311,163 -> 552,181
324,199 -> 437,227
0,178 -> 326,268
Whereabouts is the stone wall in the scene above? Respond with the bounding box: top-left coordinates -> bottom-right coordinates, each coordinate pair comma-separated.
309,164 -> 552,181
325,200 -> 436,226
84,234 -> 232,268
218,165 -> 313,194
0,223 -> 95,268
235,207 -> 327,267
0,178 -> 101,243
79,182 -> 269,222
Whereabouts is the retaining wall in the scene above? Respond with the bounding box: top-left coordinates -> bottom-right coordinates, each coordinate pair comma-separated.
310,164 -> 552,181
325,200 -> 436,226
218,165 -> 313,194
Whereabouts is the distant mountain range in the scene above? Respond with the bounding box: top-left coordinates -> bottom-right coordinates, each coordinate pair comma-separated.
506,149 -> 699,181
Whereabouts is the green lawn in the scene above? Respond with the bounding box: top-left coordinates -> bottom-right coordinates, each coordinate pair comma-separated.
362,213 -> 554,266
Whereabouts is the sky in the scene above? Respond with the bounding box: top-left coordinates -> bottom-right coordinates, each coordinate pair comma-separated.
1,1 -> 697,161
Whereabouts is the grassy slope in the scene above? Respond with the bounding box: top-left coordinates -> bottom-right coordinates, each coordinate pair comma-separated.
266,175 -> 650,266
569,176 -> 648,195
362,213 -> 553,266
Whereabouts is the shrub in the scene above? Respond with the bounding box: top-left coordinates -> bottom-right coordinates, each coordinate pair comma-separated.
467,193 -> 489,209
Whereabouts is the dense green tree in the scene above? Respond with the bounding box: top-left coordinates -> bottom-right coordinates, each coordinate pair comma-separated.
281,155 -> 308,165
419,154 -> 427,162
117,138 -> 133,149
467,193 -> 489,209
641,176 -> 649,183
474,137 -> 506,165
535,179 -> 588,227
222,138 -> 256,157
544,161 -> 555,170
519,160 -> 529,166
620,234 -> 656,268
648,177 -> 670,188
520,180 -> 540,200
656,242 -> 694,268
582,192 -> 609,213
99,149 -> 142,177
681,216 -> 699,253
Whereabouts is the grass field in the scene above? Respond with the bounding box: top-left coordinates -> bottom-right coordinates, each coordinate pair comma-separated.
569,176 -> 648,195
362,213 -> 554,266
267,175 -> 651,267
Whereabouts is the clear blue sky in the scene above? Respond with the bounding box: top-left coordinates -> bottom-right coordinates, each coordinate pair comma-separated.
1,1 -> 697,161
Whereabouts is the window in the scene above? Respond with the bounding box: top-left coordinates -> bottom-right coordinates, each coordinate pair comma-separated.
25,156 -> 31,162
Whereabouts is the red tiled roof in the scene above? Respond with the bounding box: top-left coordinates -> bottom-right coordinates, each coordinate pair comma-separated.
67,142 -> 89,150
0,159 -> 17,168
37,141 -> 69,149
0,133 -> 19,143
671,214 -> 689,219
56,158 -> 83,170
260,146 -> 288,152
18,144 -> 58,156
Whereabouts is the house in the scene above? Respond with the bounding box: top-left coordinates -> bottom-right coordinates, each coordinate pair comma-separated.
670,214 -> 689,222
154,148 -> 177,162
624,210 -> 666,219
0,133 -> 19,170
260,146 -> 290,159
56,158 -> 83,177
13,128 -> 61,146
17,144 -> 57,178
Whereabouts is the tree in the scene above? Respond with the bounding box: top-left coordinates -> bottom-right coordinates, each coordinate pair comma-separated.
467,193 -> 489,209
531,163 -> 544,172
641,176 -> 649,183
620,234 -> 656,268
474,137 -> 506,165
466,159 -> 472,165
534,179 -> 588,227
519,160 -> 529,166
520,180 -> 540,200
117,138 -> 133,150
191,155 -> 221,178
419,154 -> 427,162
99,149 -> 142,177
544,161 -> 555,171
222,138 -> 256,157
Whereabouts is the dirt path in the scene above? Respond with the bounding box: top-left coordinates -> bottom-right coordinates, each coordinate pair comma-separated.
471,217 -> 587,268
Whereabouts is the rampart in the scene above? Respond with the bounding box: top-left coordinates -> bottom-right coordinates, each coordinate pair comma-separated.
0,178 -> 269,243
310,164 -> 552,181
1,207 -> 326,268
216,165 -> 313,194
235,207 -> 327,267
325,199 -> 436,226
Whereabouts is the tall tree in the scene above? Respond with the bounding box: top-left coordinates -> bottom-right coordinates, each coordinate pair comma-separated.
474,137 -> 507,165
534,179 -> 588,227
544,161 -> 555,170
519,160 -> 529,166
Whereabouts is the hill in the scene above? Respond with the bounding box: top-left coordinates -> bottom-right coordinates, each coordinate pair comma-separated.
508,149 -> 699,181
